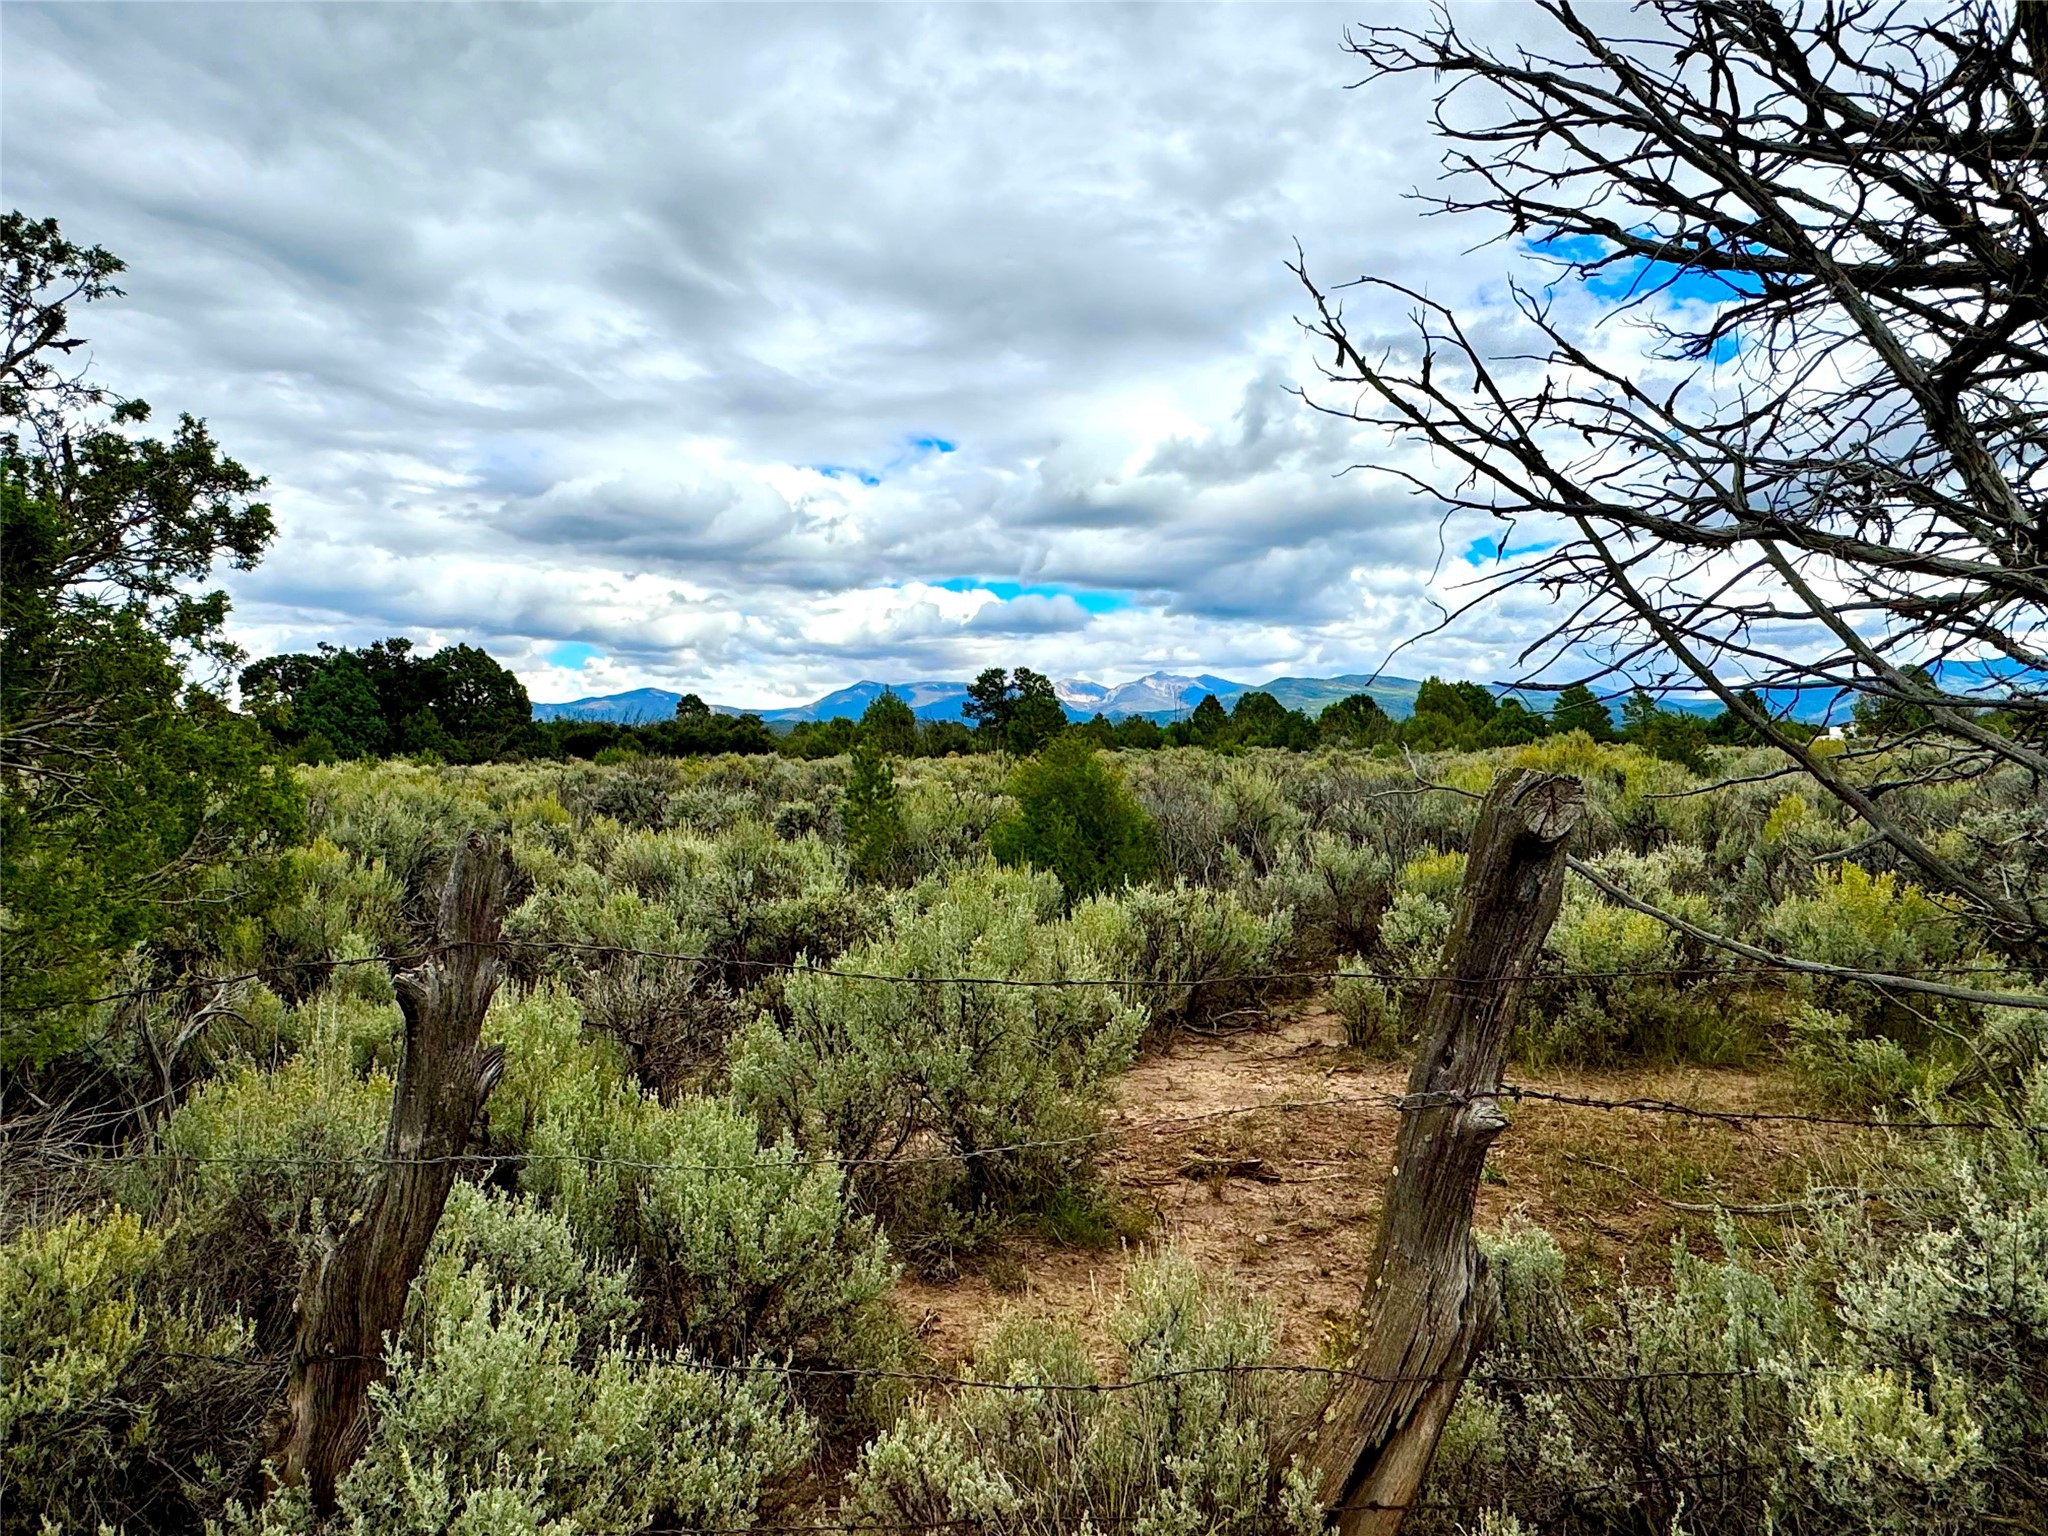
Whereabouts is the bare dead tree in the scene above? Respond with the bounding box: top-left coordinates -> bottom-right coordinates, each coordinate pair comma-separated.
1295,0 -> 2048,956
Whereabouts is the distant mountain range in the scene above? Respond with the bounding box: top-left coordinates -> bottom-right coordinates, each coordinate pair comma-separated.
532,671 -> 1434,726
534,663 -> 2022,730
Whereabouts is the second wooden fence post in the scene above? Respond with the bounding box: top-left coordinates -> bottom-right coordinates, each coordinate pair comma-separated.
274,830 -> 513,1510
1301,768 -> 1583,1534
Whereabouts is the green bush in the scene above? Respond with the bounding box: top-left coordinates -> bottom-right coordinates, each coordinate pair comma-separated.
1397,847 -> 1467,905
1823,1082 -> 2048,1530
1212,760 -> 1301,879
1423,1084 -> 2048,1535
228,1258 -> 812,1536
841,741 -> 908,882
989,737 -> 1156,903
1376,889 -> 1451,981
730,864 -> 1143,1260
1787,1002 -> 1959,1112
147,1000 -> 394,1229
1283,831 -> 1397,959
1421,1222 -> 1824,1535
1069,880 -> 1293,1033
844,1250 -> 1322,1536
487,985 -> 904,1377
2,1208 -> 252,1536
1332,960 -> 1404,1057
1764,863 -> 1967,1009
258,836 -> 407,1000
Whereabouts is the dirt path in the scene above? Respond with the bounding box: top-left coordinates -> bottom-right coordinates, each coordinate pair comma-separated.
897,1001 -> 1834,1366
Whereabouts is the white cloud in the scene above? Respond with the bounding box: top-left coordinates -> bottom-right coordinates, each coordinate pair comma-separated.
3,0 -> 1586,706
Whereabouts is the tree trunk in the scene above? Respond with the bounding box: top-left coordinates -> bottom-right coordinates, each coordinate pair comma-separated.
1301,768 -> 1583,1534
273,832 -> 512,1510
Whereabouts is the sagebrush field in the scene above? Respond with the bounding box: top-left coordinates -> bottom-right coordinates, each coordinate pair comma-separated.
9,736 -> 2044,1535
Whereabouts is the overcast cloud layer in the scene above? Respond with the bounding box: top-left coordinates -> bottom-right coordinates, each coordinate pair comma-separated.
3,1 -> 1580,707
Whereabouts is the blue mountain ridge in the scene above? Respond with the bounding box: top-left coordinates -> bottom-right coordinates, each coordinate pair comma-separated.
535,673 -> 1795,727
532,671 -> 1427,726
534,663 -> 2024,729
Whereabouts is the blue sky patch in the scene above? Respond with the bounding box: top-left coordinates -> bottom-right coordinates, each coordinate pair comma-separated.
808,434 -> 955,487
546,641 -> 605,669
1528,233 -> 1766,305
1463,535 -> 1562,567
933,577 -> 1134,614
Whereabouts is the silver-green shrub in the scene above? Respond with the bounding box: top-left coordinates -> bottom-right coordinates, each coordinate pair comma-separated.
1332,960 -> 1403,1057
730,863 -> 1143,1254
3,1208 -> 254,1536
1424,1081 -> 2048,1535
226,1254 -> 811,1536
844,1249 -> 1322,1535
1420,1221 -> 1823,1535
1069,880 -> 1292,1034
487,984 -> 903,1372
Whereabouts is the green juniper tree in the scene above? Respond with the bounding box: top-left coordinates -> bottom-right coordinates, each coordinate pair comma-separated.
841,739 -> 906,881
858,688 -> 919,758
1,212 -> 301,1064
1005,668 -> 1067,755
1550,683 -> 1615,741
1320,691 -> 1392,747
240,636 -> 531,761
989,736 -> 1155,904
963,666 -> 1014,743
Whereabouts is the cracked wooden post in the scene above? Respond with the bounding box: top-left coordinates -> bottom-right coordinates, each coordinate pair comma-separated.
1301,768 -> 1582,1534
274,831 -> 512,1510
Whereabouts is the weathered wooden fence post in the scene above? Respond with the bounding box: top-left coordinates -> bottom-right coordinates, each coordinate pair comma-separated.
1302,768 -> 1582,1534
275,831 -> 512,1510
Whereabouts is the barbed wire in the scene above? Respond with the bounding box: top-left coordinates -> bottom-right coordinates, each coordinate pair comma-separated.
59,1079 -> 2048,1180
89,1092 -> 1411,1173
163,1348 -> 1764,1395
635,1466 -> 1777,1536
1501,1085 -> 2048,1136
148,1342 -> 1784,1535
9,933 -> 2046,1018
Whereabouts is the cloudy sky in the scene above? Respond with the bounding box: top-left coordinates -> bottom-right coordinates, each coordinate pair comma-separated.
4,1 -> 1587,707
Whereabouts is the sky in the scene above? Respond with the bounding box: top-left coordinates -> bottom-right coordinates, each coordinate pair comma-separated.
3,1 -> 1611,708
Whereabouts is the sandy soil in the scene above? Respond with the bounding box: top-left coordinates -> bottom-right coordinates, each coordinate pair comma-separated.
895,999 -> 1837,1367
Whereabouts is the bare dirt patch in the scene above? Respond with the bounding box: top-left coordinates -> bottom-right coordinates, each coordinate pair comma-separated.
895,1000 -> 1836,1367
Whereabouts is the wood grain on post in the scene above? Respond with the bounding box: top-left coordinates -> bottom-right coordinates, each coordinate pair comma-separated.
274,831 -> 512,1510
1301,768 -> 1583,1534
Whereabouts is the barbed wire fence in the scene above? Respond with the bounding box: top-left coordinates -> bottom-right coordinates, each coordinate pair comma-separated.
7,801 -> 2045,1534
10,936 -> 2048,1018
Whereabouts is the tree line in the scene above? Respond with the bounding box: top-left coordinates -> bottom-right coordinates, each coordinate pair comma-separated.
234,645 -> 1804,769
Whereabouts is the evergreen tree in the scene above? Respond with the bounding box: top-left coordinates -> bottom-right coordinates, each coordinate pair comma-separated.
1478,697 -> 1549,747
1550,683 -> 1615,741
239,636 -> 530,760
1320,691 -> 1392,746
841,740 -> 905,880
1620,689 -> 1663,739
1851,664 -> 1939,740
425,642 -> 530,754
1113,715 -> 1165,750
1227,690 -> 1316,748
921,719 -> 975,756
1006,668 -> 1067,755
989,736 -> 1155,903
858,688 -> 919,757
1180,694 -> 1230,747
2,213 -> 301,1061
295,650 -> 386,758
964,666 -> 1014,742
